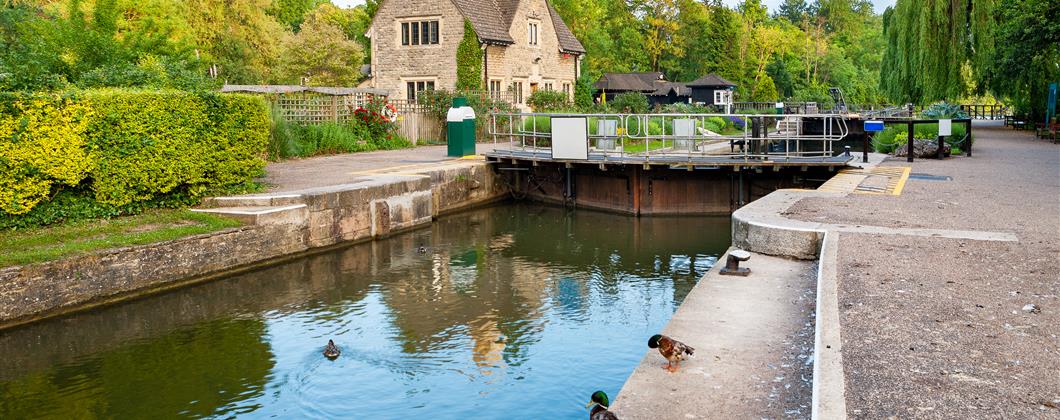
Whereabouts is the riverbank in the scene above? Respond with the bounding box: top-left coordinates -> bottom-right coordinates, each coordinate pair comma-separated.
615,121 -> 1057,418
0,152 -> 508,329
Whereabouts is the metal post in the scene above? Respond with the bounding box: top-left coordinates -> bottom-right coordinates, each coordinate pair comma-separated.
966,120 -> 973,157
937,135 -> 945,159
907,120 -> 915,163
863,132 -> 870,163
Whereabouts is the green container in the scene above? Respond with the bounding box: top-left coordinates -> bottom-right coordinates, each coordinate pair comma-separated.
446,97 -> 476,157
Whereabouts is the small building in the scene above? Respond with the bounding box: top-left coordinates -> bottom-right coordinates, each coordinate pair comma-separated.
593,72 -> 665,100
687,74 -> 737,108
365,0 -> 586,109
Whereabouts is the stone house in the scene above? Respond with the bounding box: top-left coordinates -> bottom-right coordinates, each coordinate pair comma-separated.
365,0 -> 585,108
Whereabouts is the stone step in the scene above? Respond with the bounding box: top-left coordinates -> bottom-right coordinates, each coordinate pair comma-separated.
199,194 -> 304,208
191,204 -> 308,226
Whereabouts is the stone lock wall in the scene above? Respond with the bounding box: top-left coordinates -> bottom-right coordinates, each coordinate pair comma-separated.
0,162 -> 508,329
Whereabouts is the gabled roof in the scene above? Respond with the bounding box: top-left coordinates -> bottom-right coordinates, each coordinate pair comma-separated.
445,0 -> 585,54
450,0 -> 516,45
649,82 -> 690,97
594,72 -> 665,92
687,74 -> 737,88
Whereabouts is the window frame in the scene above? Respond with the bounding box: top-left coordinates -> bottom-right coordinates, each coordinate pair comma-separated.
398,18 -> 441,48
405,79 -> 438,102
528,20 -> 540,46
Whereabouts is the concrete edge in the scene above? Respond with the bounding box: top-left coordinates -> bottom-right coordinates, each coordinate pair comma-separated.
812,231 -> 846,420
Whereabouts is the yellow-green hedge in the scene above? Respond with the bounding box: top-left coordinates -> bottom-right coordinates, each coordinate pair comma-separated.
0,90 -> 269,216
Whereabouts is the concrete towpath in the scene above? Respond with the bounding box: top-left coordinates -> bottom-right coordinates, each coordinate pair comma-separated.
613,251 -> 817,419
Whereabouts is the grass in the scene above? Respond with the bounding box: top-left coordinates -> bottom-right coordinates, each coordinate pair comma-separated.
0,210 -> 242,268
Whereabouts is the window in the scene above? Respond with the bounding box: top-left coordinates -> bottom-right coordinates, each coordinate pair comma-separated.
562,82 -> 571,96
513,82 -> 524,104
713,90 -> 732,105
544,82 -> 554,91
528,21 -> 539,46
406,80 -> 435,101
489,80 -> 503,99
401,20 -> 440,46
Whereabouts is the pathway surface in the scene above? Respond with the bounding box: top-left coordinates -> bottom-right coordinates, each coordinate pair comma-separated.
613,252 -> 817,419
786,122 -> 1060,418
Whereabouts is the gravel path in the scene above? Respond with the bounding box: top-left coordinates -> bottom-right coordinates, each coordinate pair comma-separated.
789,124 -> 1060,417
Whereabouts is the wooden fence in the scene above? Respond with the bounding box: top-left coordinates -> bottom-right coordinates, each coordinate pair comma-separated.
221,85 -> 445,145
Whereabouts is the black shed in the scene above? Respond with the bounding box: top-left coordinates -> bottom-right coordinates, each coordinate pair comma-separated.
686,74 -> 737,106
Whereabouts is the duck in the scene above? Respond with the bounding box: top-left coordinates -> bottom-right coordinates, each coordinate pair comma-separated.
585,390 -> 618,420
648,334 -> 694,372
323,339 -> 340,360
417,246 -> 428,254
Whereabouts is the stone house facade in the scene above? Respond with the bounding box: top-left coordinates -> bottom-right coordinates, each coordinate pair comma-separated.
366,0 -> 585,108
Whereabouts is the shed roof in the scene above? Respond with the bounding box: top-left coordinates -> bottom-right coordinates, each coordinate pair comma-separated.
649,82 -> 691,97
593,72 -> 665,92
686,74 -> 737,88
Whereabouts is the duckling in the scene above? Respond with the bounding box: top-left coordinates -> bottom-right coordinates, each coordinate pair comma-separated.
648,334 -> 694,372
585,390 -> 618,420
417,246 -> 427,254
323,339 -> 340,360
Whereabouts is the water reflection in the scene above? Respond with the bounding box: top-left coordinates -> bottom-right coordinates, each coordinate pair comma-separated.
0,203 -> 729,419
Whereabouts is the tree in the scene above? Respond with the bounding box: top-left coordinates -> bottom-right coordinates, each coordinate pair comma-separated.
268,0 -> 328,32
184,0 -> 287,84
777,0 -> 808,24
276,7 -> 364,86
982,0 -> 1060,118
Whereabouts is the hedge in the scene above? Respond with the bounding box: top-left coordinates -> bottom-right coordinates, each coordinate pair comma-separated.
0,89 -> 269,226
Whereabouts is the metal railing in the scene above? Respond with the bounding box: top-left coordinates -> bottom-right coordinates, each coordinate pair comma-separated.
487,112 -> 850,161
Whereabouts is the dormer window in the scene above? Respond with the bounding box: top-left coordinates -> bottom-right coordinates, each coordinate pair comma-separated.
528,21 -> 539,46
401,19 -> 439,46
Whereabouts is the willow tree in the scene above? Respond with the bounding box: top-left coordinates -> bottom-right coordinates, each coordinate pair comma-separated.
880,0 -> 995,104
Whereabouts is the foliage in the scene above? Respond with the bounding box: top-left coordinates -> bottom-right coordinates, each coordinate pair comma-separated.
610,92 -> 649,113
980,0 -> 1060,120
268,99 -> 410,160
574,76 -> 596,109
921,102 -> 968,120
873,123 -> 969,154
276,9 -> 365,86
456,20 -> 484,91
0,90 -> 270,225
526,90 -> 571,112
268,0 -> 328,32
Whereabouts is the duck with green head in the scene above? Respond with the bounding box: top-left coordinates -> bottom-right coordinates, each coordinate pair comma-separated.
648,334 -> 694,373
585,390 -> 618,420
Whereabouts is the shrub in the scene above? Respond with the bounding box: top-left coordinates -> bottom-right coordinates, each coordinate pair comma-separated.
521,115 -> 552,133
921,102 -> 968,119
526,90 -> 571,112
0,89 -> 271,226
609,92 -> 649,113
872,123 -> 969,154
0,93 -> 95,215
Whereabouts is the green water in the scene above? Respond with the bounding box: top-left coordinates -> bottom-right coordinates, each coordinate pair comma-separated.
0,203 -> 730,419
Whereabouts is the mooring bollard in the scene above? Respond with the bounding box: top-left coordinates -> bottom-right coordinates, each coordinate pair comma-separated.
720,249 -> 751,276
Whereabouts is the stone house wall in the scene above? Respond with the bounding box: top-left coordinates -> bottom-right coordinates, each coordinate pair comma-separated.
369,0 -> 580,107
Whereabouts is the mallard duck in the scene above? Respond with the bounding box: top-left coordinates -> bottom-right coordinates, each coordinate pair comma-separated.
648,334 -> 694,372
323,339 -> 340,360
585,390 -> 618,420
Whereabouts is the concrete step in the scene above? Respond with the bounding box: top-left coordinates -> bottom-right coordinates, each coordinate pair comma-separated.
191,204 -> 308,226
199,194 -> 304,208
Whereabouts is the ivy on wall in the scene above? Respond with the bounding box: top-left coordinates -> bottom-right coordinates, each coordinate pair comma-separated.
455,20 -> 483,91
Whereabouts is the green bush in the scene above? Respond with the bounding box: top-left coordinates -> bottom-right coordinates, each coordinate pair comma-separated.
609,92 -> 649,113
921,102 -> 968,119
521,115 -> 552,133
873,123 -> 969,154
526,90 -> 571,112
0,89 -> 270,227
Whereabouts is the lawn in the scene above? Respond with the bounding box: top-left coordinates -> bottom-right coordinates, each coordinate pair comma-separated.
0,210 -> 242,268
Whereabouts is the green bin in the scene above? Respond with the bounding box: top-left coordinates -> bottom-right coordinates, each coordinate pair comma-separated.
446,97 -> 477,157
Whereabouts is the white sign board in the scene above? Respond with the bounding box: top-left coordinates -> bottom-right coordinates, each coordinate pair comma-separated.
673,119 -> 696,137
939,119 -> 952,136
551,117 -> 589,160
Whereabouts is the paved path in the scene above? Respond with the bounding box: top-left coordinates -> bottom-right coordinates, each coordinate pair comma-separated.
613,251 -> 817,419
787,122 -> 1060,418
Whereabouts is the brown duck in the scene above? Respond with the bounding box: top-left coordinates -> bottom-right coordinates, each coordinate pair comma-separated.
323,339 -> 340,360
648,334 -> 694,372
